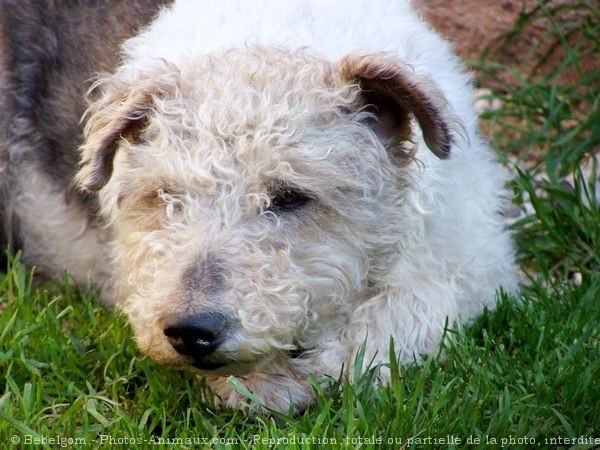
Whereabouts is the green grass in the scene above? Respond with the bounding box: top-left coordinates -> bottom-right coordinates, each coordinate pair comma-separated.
1,3 -> 599,449
1,264 -> 597,449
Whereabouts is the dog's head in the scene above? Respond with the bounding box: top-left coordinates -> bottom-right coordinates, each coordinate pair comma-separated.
77,47 -> 455,374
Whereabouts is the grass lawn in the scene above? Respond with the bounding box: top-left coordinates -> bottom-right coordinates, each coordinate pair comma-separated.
1,2 -> 598,449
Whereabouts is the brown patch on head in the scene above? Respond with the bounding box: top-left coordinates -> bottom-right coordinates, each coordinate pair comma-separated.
117,189 -> 159,229
338,54 -> 453,161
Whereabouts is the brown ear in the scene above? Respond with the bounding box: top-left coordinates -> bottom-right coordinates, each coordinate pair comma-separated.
77,70 -> 177,192
338,54 -> 453,160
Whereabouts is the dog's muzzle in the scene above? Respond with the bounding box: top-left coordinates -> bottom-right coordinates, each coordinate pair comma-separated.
163,311 -> 229,370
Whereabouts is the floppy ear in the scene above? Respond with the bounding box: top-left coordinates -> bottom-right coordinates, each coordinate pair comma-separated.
338,54 -> 454,161
76,70 -> 177,192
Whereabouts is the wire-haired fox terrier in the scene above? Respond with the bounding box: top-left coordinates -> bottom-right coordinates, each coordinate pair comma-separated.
0,0 -> 517,411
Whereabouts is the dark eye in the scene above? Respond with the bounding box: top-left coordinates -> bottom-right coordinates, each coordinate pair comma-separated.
270,187 -> 309,211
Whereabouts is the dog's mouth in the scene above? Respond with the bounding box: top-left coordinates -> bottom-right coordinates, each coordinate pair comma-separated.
189,358 -> 260,376
191,359 -> 227,371
285,346 -> 309,359
187,346 -> 311,375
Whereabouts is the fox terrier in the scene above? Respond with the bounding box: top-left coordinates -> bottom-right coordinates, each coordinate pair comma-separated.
0,0 -> 517,411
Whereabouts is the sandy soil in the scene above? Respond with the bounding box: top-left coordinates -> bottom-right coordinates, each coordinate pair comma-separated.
414,0 -> 598,89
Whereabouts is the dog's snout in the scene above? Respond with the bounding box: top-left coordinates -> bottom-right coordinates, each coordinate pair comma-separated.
164,312 -> 227,359
183,253 -> 225,297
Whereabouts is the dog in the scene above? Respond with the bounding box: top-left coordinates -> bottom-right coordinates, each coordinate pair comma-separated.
0,0 -> 518,411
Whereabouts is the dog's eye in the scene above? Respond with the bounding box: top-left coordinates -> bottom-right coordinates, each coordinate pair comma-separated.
270,187 -> 309,211
144,188 -> 167,203
142,187 -> 183,209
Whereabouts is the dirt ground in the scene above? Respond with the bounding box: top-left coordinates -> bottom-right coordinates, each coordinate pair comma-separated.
415,0 -> 522,64
414,0 -> 598,89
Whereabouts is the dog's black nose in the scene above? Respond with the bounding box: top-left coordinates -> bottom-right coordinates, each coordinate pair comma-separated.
164,312 -> 227,358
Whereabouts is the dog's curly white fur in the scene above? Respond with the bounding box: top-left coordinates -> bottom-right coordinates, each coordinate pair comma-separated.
2,0 -> 517,412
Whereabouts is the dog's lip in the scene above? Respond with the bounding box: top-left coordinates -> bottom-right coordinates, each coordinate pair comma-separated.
189,358 -> 258,375
188,347 -> 309,375
190,348 -> 310,374
191,359 -> 227,371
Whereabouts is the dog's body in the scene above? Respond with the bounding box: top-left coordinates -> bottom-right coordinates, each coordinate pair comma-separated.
1,0 -> 517,411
